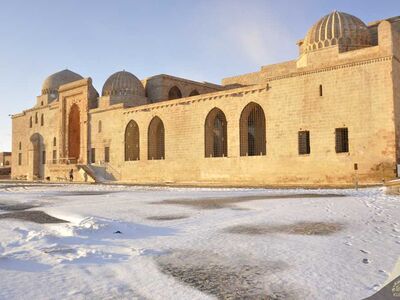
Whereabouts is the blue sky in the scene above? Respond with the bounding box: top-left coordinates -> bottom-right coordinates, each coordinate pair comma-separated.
0,0 -> 398,151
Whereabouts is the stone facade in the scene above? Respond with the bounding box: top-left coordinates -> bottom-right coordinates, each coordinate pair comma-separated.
11,12 -> 400,187
0,152 -> 11,167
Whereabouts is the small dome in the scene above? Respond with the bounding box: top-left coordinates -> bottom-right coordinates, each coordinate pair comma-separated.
42,69 -> 83,95
303,11 -> 371,53
102,71 -> 145,97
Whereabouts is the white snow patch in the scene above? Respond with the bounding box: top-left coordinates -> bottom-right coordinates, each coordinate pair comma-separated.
0,183 -> 399,299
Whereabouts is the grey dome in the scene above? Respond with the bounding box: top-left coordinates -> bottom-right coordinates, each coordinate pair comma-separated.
102,71 -> 145,97
303,11 -> 371,53
42,69 -> 83,95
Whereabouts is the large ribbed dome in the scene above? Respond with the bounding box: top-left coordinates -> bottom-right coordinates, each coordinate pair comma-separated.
303,11 -> 371,53
102,71 -> 145,97
41,69 -> 83,95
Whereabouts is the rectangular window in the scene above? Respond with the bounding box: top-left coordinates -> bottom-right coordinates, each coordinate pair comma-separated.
18,153 -> 22,166
42,151 -> 46,164
298,131 -> 310,155
52,150 -> 57,164
104,147 -> 110,163
91,148 -> 96,164
335,128 -> 349,153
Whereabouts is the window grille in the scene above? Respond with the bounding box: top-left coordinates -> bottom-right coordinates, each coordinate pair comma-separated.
148,117 -> 165,160
205,108 -> 227,157
298,131 -> 310,155
335,128 -> 349,153
125,120 -> 140,161
240,103 -> 266,156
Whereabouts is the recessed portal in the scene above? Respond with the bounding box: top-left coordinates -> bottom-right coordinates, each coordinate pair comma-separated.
68,104 -> 80,160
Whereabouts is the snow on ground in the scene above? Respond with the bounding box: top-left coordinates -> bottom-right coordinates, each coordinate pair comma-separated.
0,183 -> 399,299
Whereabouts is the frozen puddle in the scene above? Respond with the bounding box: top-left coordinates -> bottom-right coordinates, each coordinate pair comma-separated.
153,193 -> 346,209
225,221 -> 345,236
0,211 -> 68,224
0,202 -> 37,211
147,214 -> 190,221
157,250 -> 301,299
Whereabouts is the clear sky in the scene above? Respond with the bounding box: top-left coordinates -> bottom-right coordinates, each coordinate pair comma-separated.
0,0 -> 399,151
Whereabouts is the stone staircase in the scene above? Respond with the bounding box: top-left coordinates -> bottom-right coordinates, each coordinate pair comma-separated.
47,162 -> 120,183
47,164 -> 95,183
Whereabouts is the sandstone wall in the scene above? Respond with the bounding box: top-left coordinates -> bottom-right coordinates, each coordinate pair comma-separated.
88,56 -> 396,187
11,103 -> 59,180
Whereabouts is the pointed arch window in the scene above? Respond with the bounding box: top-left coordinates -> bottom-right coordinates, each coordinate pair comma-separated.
125,120 -> 140,161
239,102 -> 266,156
189,90 -> 200,97
148,117 -> 165,160
168,86 -> 182,100
205,108 -> 227,158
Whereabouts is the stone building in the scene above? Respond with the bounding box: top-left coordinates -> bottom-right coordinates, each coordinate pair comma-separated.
0,152 -> 11,167
0,152 -> 11,178
11,12 -> 400,187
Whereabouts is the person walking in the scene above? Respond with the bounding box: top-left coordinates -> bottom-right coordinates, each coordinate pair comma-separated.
69,169 -> 74,182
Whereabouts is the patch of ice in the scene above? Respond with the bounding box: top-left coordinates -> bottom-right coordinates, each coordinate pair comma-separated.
370,284 -> 381,291
131,248 -> 170,257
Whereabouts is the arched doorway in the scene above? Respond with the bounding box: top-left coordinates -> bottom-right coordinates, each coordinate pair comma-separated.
68,104 -> 80,161
30,133 -> 43,179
